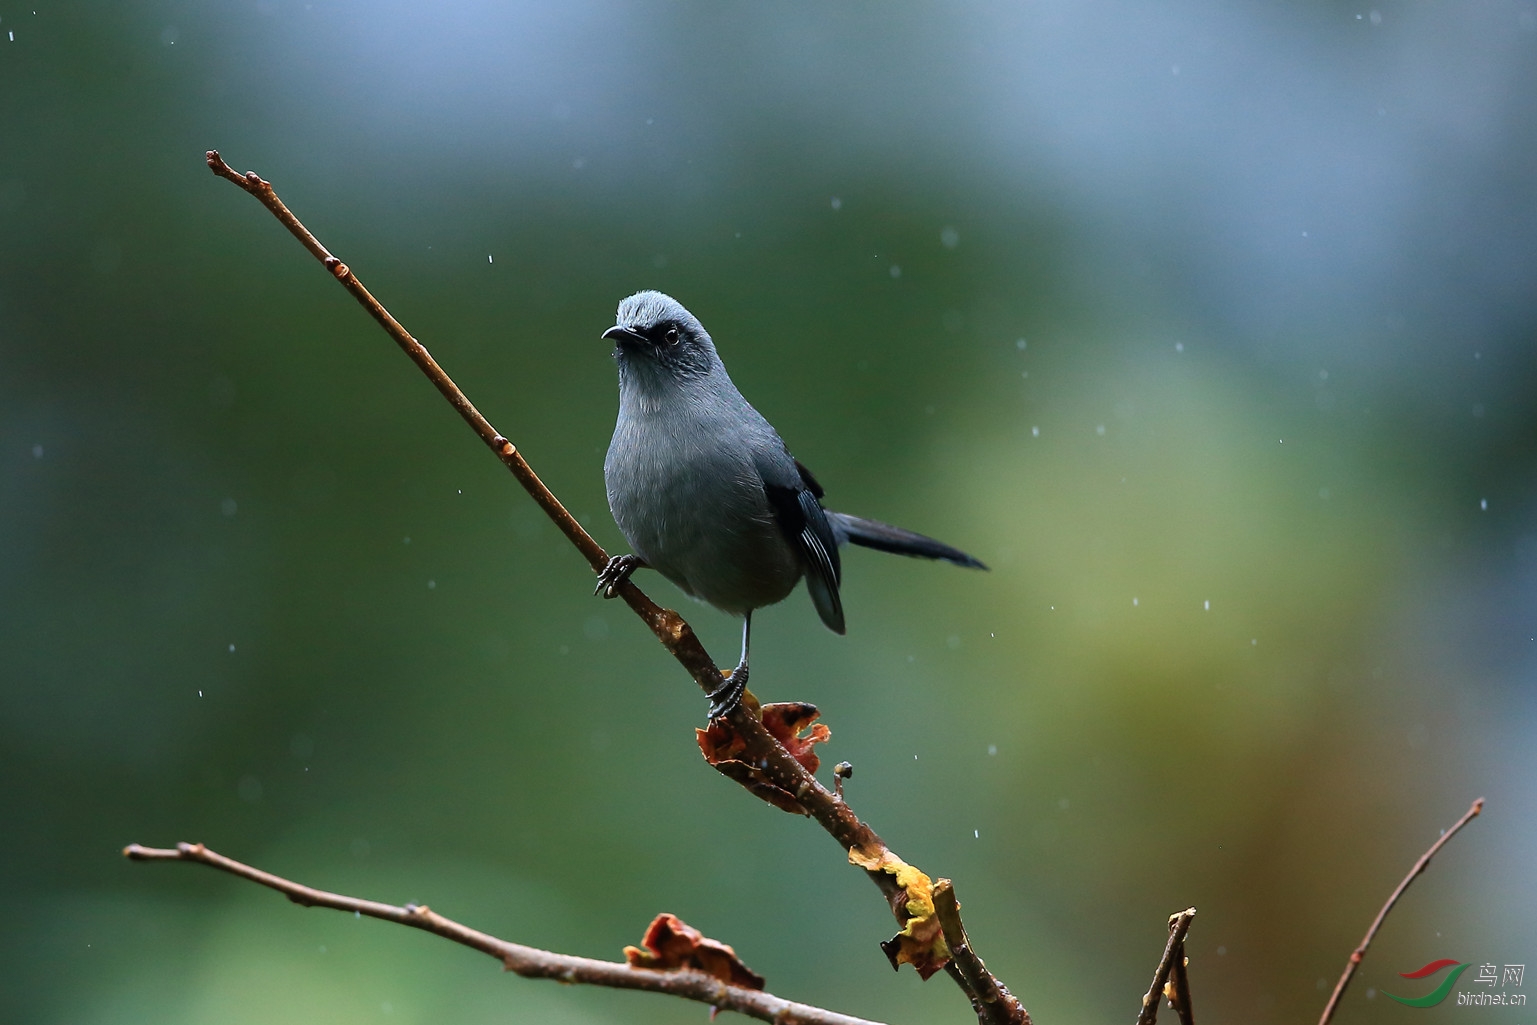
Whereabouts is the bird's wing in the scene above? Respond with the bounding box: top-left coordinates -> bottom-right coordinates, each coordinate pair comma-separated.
759,457 -> 845,635
793,459 -> 826,499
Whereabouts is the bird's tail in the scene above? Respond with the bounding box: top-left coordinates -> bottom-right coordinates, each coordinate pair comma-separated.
826,511 -> 987,570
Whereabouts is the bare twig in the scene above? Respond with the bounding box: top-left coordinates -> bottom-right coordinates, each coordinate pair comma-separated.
933,880 -> 1030,1025
201,151 -> 1021,1022
1317,797 -> 1485,1025
1166,922 -> 1195,1025
125,843 -> 883,1025
1135,908 -> 1197,1025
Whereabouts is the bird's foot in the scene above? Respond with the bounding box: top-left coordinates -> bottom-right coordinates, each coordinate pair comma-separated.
594,554 -> 644,598
707,661 -> 748,720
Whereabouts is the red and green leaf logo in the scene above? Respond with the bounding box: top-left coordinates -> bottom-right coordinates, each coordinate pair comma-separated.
1384,959 -> 1471,1007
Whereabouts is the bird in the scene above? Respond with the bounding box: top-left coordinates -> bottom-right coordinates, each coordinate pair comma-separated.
595,290 -> 985,718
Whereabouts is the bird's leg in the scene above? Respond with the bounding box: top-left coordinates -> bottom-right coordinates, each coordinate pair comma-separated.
706,613 -> 751,719
594,554 -> 646,598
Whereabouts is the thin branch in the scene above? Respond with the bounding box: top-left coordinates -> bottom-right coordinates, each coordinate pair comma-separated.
933,880 -> 1031,1025
202,151 -> 1021,1021
125,843 -> 887,1025
1166,922 -> 1195,1025
1135,908 -> 1196,1025
1317,797 -> 1485,1025
203,154 -> 603,570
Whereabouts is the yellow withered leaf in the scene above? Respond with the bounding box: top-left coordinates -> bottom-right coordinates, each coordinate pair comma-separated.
848,843 -> 951,979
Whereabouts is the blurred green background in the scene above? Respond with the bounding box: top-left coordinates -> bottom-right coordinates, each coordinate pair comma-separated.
3,2 -> 1534,1023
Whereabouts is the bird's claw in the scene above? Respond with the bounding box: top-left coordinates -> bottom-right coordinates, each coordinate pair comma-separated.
594,554 -> 644,598
706,661 -> 748,720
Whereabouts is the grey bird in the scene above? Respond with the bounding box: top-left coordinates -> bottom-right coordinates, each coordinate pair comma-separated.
595,290 -> 986,718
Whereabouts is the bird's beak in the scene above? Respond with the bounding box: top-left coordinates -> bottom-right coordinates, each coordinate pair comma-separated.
603,325 -> 645,345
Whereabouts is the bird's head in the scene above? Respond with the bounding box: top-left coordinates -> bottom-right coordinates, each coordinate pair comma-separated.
603,291 -> 720,382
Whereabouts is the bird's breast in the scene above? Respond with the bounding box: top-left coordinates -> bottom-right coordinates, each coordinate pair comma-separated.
605,403 -> 800,615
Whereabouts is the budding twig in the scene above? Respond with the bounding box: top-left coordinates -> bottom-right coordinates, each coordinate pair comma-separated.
1317,797 -> 1485,1025
124,842 -> 885,1025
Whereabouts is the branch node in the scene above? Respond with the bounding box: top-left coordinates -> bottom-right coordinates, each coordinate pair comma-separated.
833,761 -> 853,799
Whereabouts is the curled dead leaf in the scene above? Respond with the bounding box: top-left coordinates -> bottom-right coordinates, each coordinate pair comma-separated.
849,843 -> 951,980
623,913 -> 765,990
696,700 -> 830,814
760,702 -> 832,774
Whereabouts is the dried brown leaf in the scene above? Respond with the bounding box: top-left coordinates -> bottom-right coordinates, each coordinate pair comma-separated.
623,913 -> 766,990
696,701 -> 830,815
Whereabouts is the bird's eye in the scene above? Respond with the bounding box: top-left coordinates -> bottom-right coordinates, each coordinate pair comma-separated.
664,326 -> 680,346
